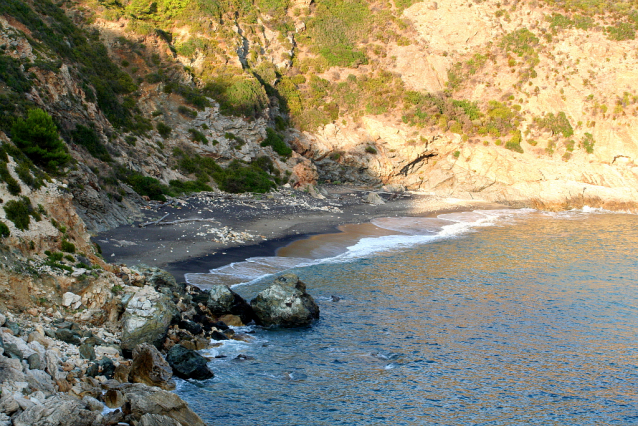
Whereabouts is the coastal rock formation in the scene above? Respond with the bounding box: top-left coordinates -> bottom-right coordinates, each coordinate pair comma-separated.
129,343 -> 176,390
250,274 -> 320,327
166,344 -> 214,380
139,414 -> 183,426
11,394 -> 102,426
120,286 -> 179,355
206,285 -> 255,325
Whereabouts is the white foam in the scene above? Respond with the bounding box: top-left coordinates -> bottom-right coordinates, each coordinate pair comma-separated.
186,208 -> 536,288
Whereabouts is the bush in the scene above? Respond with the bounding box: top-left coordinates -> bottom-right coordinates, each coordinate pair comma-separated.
365,145 -> 377,154
534,112 -> 573,138
3,197 -> 40,231
188,128 -> 208,144
260,128 -> 292,157
581,133 -> 595,154
11,109 -> 71,171
71,124 -> 112,162
213,160 -> 276,193
61,240 -> 76,253
0,161 -> 21,195
178,105 -> 197,118
0,221 -> 9,238
505,130 -> 524,153
156,122 -> 172,138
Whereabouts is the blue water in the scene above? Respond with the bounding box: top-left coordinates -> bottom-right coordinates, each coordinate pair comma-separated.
177,210 -> 638,425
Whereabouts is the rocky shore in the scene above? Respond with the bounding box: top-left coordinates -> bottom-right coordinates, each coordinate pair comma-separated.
0,260 -> 319,426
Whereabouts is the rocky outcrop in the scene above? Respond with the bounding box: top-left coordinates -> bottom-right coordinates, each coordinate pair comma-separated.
206,285 -> 255,325
166,344 -> 214,380
139,414 -> 182,426
118,383 -> 206,426
11,394 -> 102,426
250,274 -> 320,327
129,343 -> 176,390
120,286 -> 179,355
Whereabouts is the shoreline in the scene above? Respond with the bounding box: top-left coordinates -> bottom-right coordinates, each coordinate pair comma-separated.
95,185 -> 510,282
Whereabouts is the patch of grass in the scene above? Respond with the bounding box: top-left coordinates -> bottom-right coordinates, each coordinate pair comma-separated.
581,132 -> 595,154
505,130 -> 524,153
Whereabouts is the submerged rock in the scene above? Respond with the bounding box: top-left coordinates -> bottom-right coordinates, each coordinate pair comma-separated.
250,274 -> 320,327
120,286 -> 179,355
130,343 -> 175,390
166,344 -> 214,380
206,285 -> 255,324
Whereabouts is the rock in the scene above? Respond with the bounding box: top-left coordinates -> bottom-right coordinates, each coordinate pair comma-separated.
139,413 -> 182,426
45,350 -> 65,380
55,328 -> 82,346
210,330 -> 229,341
119,383 -> 206,426
25,368 -> 56,394
381,184 -> 406,193
250,274 -> 320,327
113,363 -> 131,383
129,265 -> 180,292
79,343 -> 96,361
364,191 -> 385,205
129,343 -> 175,390
82,395 -> 104,412
217,314 -> 244,327
0,312 -> 5,327
0,413 -> 10,426
1,331 -> 34,360
27,353 -> 41,370
27,331 -> 51,348
62,292 -> 82,309
104,389 -> 124,409
166,345 -> 214,381
11,393 -> 101,426
3,342 -> 23,359
98,356 -> 116,379
178,320 -> 203,335
206,285 -> 254,324
120,286 -> 179,355
5,320 -> 20,335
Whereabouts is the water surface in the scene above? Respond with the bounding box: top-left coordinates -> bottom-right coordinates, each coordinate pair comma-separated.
178,210 -> 638,425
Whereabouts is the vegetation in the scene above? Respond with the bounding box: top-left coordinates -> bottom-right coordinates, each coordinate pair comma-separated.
581,133 -> 595,154
11,109 -> 71,172
260,128 -> 292,158
0,222 -> 10,238
156,122 -> 172,138
61,240 -> 76,253
71,124 -> 111,162
3,197 -> 41,231
534,112 -> 574,138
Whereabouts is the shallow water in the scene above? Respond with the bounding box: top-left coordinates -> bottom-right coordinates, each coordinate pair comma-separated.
178,210 -> 638,425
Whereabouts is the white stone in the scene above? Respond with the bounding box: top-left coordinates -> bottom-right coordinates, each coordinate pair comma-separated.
62,292 -> 81,308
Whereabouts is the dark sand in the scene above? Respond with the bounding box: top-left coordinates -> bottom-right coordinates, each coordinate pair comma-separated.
95,186 -> 507,282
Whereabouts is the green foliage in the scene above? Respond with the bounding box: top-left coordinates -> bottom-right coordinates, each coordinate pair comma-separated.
505,130 -> 524,153
71,124 -> 112,162
11,109 -> 71,172
61,240 -> 76,253
581,132 -> 595,154
607,22 -> 636,40
213,160 -> 276,193
500,28 -> 539,59
365,145 -> 377,154
45,251 -> 64,261
178,106 -> 197,118
156,122 -> 172,138
0,161 -> 21,195
204,75 -> 268,117
0,222 -> 10,238
188,128 -> 208,144
453,150 -> 460,158
534,112 -> 574,138
0,54 -> 32,93
3,196 -> 40,231
260,128 -> 292,157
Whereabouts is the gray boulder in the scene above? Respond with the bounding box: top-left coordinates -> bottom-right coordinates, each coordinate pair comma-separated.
250,274 -> 320,327
139,413 -> 182,426
118,383 -> 206,426
12,393 -> 102,426
129,343 -> 175,390
130,265 -> 180,292
120,286 -> 179,355
166,344 -> 214,380
206,285 -> 255,324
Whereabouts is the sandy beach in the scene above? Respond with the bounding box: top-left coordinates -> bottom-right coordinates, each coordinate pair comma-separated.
94,185 -> 508,282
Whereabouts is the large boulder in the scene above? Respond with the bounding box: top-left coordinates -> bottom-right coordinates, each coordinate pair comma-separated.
206,285 -> 254,324
120,286 -> 179,355
139,414 -> 182,426
129,344 -> 175,390
250,274 -> 320,327
166,344 -> 214,380
11,394 -> 102,426
119,383 -> 206,426
129,265 -> 181,292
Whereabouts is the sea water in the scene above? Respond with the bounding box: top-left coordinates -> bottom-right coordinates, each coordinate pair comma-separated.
179,209 -> 638,425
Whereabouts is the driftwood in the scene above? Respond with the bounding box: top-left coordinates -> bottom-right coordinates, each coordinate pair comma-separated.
139,214 -> 220,228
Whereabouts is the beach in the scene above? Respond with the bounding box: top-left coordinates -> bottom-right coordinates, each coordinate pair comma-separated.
94,185 -> 508,282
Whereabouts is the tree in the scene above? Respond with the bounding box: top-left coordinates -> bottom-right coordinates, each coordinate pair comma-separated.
11,109 -> 71,172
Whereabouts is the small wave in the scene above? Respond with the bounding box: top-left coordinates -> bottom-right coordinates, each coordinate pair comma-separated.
186,208 -> 536,288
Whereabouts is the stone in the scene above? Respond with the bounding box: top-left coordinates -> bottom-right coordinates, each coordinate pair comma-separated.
0,413 -> 10,426
104,389 -> 124,409
218,314 -> 244,327
211,330 -> 229,341
129,265 -> 180,292
206,285 -> 255,324
98,356 -> 115,379
0,312 -> 5,327
129,343 -> 175,390
250,274 -> 320,327
62,292 -> 82,308
1,331 -> 34,359
25,369 -> 56,394
5,320 -> 20,335
79,343 -> 96,361
113,363 -> 131,383
119,383 -> 206,426
11,393 -> 101,426
120,286 -> 179,355
166,344 -> 214,381
55,328 -> 82,346
82,395 -> 104,412
364,191 -> 385,205
27,353 -> 41,370
139,413 -> 182,426
178,320 -> 203,335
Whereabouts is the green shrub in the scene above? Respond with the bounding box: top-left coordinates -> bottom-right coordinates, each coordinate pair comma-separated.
365,145 -> 377,154
607,22 -> 635,41
453,150 -> 460,158
260,128 -> 292,157
213,160 -> 276,193
0,221 -> 10,238
71,124 -> 112,162
505,130 -> 524,153
0,162 -> 21,195
11,109 -> 71,172
156,122 -> 172,138
3,197 -> 40,231
534,112 -> 574,138
178,105 -> 197,118
61,240 -> 76,253
188,128 -> 208,144
204,76 -> 268,117
581,133 -> 595,154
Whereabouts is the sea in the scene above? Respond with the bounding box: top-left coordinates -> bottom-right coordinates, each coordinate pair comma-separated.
178,208 -> 638,425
